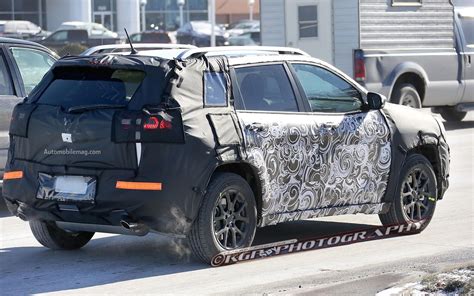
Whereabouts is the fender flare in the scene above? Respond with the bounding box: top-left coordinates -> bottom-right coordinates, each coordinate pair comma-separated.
385,62 -> 429,101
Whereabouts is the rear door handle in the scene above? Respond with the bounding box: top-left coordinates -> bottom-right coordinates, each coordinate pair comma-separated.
246,122 -> 264,132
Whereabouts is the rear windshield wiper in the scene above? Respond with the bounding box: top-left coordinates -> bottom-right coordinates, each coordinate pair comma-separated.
67,104 -> 126,113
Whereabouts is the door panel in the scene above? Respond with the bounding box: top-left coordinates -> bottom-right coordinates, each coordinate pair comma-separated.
284,0 -> 333,63
238,110 -> 391,221
0,50 -> 22,176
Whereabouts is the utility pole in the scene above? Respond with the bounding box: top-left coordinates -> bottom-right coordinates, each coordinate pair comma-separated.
248,0 -> 255,21
209,0 -> 216,47
140,0 -> 147,31
177,0 -> 185,28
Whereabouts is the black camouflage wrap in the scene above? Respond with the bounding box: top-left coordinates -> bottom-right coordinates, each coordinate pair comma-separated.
2,54 -> 449,236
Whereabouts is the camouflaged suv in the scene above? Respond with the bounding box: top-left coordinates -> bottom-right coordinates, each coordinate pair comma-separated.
3,46 -> 450,263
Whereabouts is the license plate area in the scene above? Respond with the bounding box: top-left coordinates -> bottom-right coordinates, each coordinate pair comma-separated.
36,173 -> 96,203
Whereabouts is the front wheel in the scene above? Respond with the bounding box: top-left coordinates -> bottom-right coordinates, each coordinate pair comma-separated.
189,173 -> 257,263
29,220 -> 94,250
379,154 -> 437,232
391,83 -> 422,108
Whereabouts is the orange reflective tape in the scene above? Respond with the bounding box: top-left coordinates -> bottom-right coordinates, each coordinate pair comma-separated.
4,171 -> 23,180
116,181 -> 162,191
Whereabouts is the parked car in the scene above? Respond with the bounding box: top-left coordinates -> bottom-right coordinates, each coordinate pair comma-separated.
355,3 -> 474,121
226,20 -> 260,37
260,0 -> 473,121
39,29 -> 122,54
228,30 -> 261,46
2,46 -> 449,264
177,21 -> 228,47
129,31 -> 172,44
80,43 -> 196,56
57,21 -> 118,38
0,20 -> 49,40
0,37 -> 57,185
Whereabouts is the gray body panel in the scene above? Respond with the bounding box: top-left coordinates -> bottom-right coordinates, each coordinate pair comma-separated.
0,41 -> 56,178
362,48 -> 462,106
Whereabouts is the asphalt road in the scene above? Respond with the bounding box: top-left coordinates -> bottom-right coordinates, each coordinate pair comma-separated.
1,111 -> 473,295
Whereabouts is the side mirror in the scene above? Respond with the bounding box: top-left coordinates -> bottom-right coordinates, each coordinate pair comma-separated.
367,92 -> 386,110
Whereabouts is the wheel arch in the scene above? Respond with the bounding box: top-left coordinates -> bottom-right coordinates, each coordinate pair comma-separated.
387,63 -> 429,103
407,144 -> 444,199
211,162 -> 263,221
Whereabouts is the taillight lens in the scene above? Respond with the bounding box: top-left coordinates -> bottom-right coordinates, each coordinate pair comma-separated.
354,49 -> 366,82
143,116 -> 172,130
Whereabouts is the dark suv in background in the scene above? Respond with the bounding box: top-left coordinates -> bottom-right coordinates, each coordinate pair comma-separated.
3,47 -> 449,264
0,37 -> 57,185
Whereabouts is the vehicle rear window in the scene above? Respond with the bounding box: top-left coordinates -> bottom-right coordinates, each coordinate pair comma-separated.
37,67 -> 145,109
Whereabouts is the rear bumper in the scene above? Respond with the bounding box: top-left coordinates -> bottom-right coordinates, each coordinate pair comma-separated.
2,159 -> 194,235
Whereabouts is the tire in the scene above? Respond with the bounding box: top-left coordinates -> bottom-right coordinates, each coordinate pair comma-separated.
391,83 -> 422,108
189,172 -> 257,263
379,154 -> 437,232
29,220 -> 94,250
440,107 -> 467,122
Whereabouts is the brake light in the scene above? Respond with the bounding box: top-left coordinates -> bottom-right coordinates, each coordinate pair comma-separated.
143,117 -> 159,129
143,116 -> 172,130
354,49 -> 366,82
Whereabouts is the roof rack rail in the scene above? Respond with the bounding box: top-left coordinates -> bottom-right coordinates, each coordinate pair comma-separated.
176,46 -> 310,60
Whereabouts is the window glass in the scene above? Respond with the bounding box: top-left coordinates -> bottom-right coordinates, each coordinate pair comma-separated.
459,16 -> 474,48
131,33 -> 142,42
204,72 -> 227,107
0,55 -> 14,96
10,47 -> 55,95
235,64 -> 298,112
50,31 -> 67,41
292,63 -> 362,113
298,5 -> 318,38
37,67 -> 145,109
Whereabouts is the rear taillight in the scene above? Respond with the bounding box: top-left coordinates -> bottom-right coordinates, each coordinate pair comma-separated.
354,49 -> 366,82
143,116 -> 172,130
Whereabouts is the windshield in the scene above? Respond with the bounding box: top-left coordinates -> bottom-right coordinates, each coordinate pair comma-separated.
37,67 -> 145,109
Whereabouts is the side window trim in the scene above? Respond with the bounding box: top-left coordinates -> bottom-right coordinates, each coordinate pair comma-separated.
288,62 -> 366,114
1,45 -> 22,97
232,62 -> 303,113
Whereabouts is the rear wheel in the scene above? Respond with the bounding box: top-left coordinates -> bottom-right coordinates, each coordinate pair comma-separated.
29,220 -> 94,250
440,107 -> 467,122
189,173 -> 257,263
391,83 -> 422,108
379,154 -> 437,232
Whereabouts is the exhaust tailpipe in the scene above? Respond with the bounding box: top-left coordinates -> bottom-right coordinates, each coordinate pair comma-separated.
120,219 -> 149,236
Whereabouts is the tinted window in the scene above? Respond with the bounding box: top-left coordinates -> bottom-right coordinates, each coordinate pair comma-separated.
0,54 -> 14,96
235,64 -> 298,112
292,63 -> 362,113
37,68 -> 145,109
459,16 -> 474,48
50,31 -> 67,41
204,72 -> 227,107
10,47 -> 55,95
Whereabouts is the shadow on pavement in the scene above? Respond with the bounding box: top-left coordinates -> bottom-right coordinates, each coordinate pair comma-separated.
0,219 -> 377,294
442,120 -> 474,131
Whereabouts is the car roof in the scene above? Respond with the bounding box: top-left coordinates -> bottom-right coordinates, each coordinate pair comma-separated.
81,43 -> 196,56
110,46 -> 308,61
0,37 -> 46,47
0,37 -> 58,57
